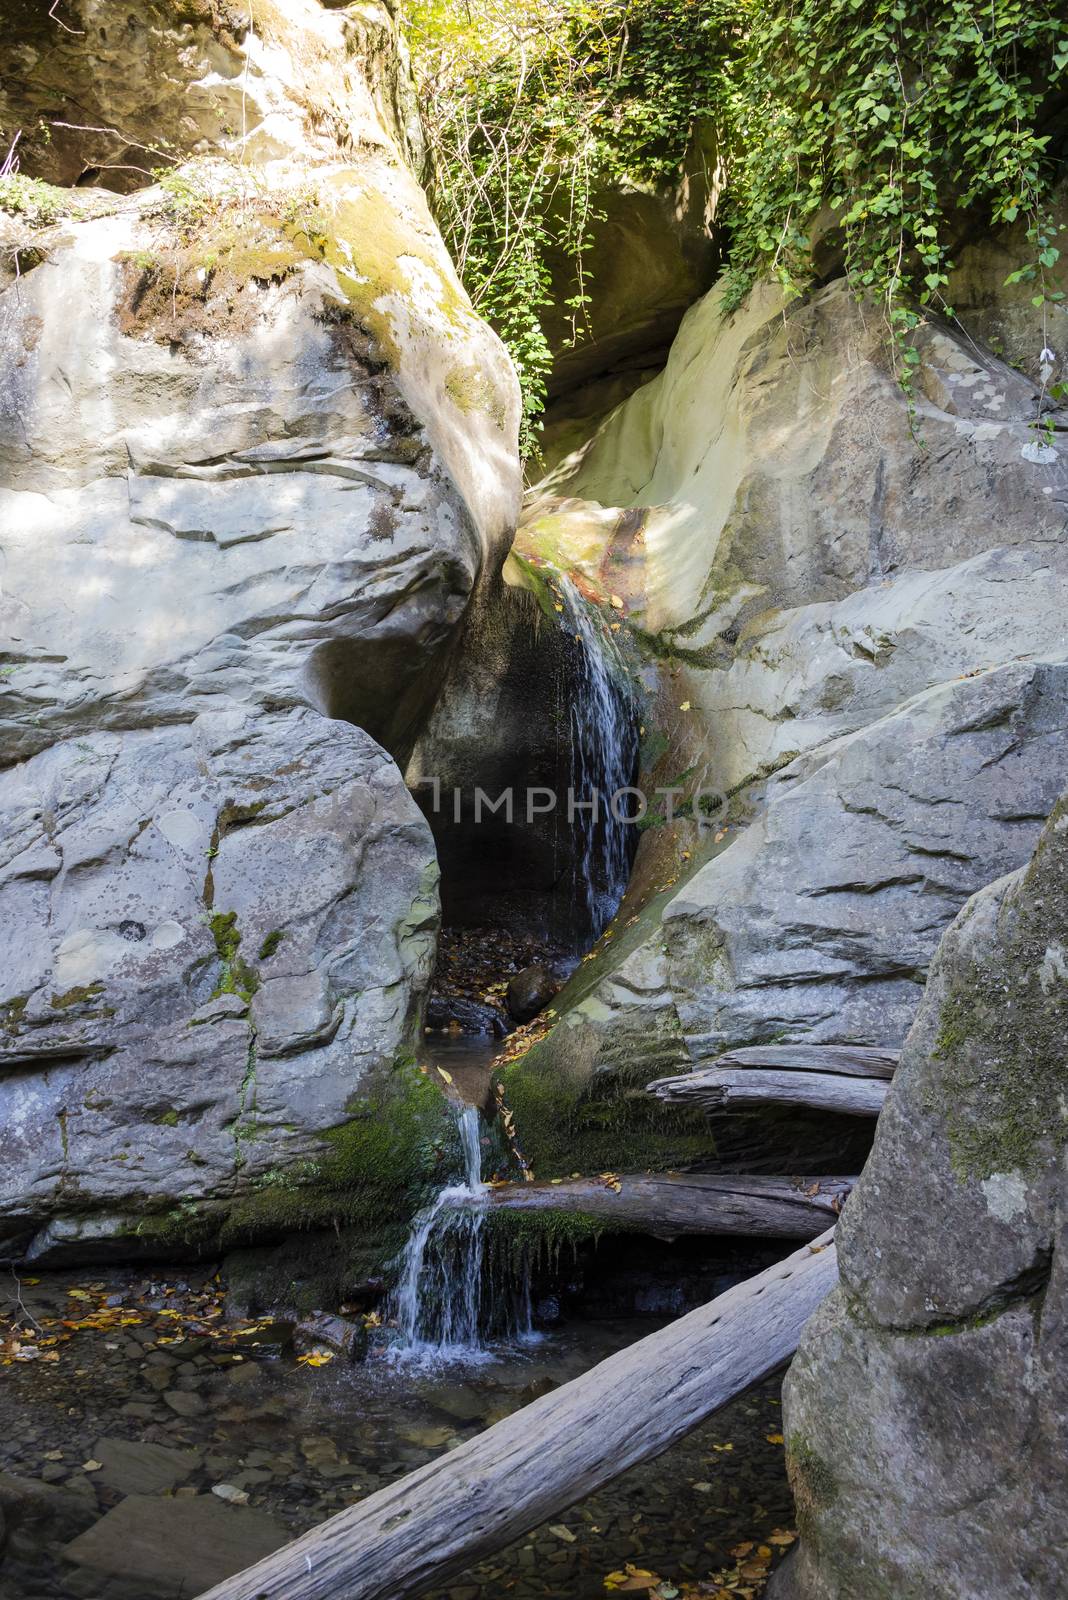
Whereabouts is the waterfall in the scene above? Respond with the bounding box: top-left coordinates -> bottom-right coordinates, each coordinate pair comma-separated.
556,577 -> 639,941
388,1103 -> 535,1362
388,1106 -> 491,1361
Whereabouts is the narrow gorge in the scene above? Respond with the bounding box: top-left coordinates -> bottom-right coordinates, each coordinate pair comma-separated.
0,3 -> 1066,1598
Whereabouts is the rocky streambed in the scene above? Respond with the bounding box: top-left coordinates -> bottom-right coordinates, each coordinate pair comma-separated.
0,1266 -> 797,1600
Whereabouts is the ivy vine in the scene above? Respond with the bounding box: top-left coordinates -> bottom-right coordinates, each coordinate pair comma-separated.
406,0 -> 1068,453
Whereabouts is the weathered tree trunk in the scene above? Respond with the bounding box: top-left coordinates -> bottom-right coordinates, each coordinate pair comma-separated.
196,1233 -> 838,1600
698,1044 -> 899,1079
649,1066 -> 889,1118
485,1172 -> 852,1237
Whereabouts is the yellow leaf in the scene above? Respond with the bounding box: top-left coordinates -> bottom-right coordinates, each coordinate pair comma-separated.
766,1432 -> 784,1445
82,1460 -> 102,1472
297,1351 -> 335,1367
609,594 -> 625,610
679,701 -> 691,711
436,1067 -> 454,1085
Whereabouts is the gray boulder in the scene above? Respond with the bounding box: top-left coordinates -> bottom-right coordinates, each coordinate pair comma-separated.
0,1 -> 521,1256
774,788 -> 1068,1599
501,257 -> 1068,1175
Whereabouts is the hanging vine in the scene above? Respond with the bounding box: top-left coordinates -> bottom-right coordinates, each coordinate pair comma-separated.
405,0 -> 1068,451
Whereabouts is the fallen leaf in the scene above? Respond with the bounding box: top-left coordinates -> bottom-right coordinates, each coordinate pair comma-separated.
296,1351 -> 335,1367
766,1432 -> 784,1445
679,700 -> 691,711
549,1524 -> 577,1543
212,1484 -> 249,1505
82,1460 -> 102,1473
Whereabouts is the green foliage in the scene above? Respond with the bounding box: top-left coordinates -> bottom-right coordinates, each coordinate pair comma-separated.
0,173 -> 78,225
720,0 -> 1068,406
406,0 -> 743,454
406,0 -> 1067,446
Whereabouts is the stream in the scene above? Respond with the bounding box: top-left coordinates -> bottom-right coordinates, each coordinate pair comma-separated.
0,1264 -> 795,1600
0,575 -> 799,1600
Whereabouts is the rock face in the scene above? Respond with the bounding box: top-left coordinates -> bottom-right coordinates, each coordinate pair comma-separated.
504,263 -> 1068,1174
0,0 -> 521,1255
771,791 -> 1068,1600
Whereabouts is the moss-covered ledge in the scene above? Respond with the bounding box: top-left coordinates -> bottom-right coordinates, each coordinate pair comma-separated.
122,1057 -> 460,1261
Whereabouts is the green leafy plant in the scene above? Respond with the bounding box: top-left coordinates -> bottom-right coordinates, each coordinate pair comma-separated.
406,0 -> 1067,450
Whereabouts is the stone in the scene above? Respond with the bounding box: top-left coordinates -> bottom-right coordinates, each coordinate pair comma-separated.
503,254 -> 1068,1174
293,1313 -> 363,1363
773,789 -> 1068,1599
61,1492 -> 288,1594
0,0 -> 521,1262
506,965 -> 558,1023
90,1437 -> 202,1497
162,1391 -> 206,1420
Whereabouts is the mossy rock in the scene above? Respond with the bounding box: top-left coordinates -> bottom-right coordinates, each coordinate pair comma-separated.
132,1058 -> 459,1261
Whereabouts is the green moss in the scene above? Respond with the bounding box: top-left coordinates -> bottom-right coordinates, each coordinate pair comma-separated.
258,930 -> 285,961
50,982 -> 105,1011
484,1207 -> 612,1260
208,911 -> 260,1002
155,1109 -> 180,1128
504,552 -> 559,621
219,1059 -> 457,1246
786,1432 -> 839,1530
444,366 -> 507,426
503,1050 -> 714,1178
1,995 -> 28,1036
933,796 -> 1068,1181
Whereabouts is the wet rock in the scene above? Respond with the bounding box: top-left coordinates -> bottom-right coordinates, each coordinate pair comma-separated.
293,1312 -> 363,1363
90,1438 -> 201,1498
507,965 -> 558,1023
426,995 -> 510,1036
61,1492 -> 288,1595
162,1391 -> 206,1419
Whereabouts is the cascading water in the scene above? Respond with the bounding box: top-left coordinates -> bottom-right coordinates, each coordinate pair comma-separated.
389,1105 -> 488,1360
392,582 -> 638,1357
556,577 -> 639,941
389,1103 -> 534,1362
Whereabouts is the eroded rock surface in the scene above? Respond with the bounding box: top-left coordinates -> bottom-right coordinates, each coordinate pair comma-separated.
504,265 -> 1068,1173
0,0 -> 520,1255
771,792 -> 1068,1600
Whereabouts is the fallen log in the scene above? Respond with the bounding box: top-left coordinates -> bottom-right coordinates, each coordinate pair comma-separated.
704,1044 -> 899,1079
649,1066 -> 889,1118
197,1232 -> 838,1600
484,1172 -> 852,1238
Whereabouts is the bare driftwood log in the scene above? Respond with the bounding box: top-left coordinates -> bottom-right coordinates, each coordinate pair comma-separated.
649,1066 -> 888,1118
197,1232 -> 838,1600
484,1172 -> 853,1238
704,1044 -> 899,1079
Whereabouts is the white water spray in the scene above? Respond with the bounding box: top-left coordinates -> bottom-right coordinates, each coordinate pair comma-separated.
389,1106 -> 490,1361
556,577 -> 637,940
